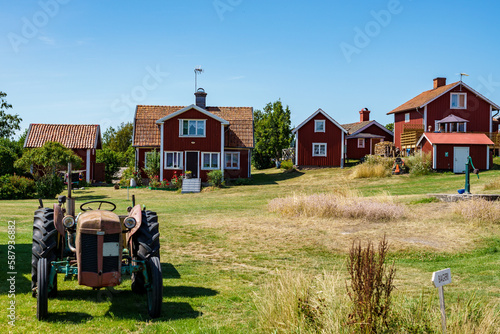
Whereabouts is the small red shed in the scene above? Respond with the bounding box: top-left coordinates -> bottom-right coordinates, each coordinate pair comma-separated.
416,132 -> 493,172
293,108 -> 347,168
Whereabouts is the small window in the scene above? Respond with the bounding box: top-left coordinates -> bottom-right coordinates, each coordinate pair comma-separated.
165,152 -> 183,169
312,143 -> 327,157
357,138 -> 365,148
180,119 -> 206,137
202,152 -> 219,170
405,113 -> 410,123
225,152 -> 240,169
450,93 -> 467,109
315,120 -> 325,132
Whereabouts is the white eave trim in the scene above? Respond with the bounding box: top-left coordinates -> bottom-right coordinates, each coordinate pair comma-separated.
349,120 -> 394,137
155,104 -> 230,125
416,133 -> 430,147
292,108 -> 348,134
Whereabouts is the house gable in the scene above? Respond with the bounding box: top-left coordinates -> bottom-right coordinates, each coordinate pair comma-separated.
156,104 -> 229,125
293,108 -> 347,134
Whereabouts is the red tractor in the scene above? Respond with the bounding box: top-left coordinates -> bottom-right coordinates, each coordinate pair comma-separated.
32,164 -> 162,319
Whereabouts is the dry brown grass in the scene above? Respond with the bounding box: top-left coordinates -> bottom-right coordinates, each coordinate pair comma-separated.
268,192 -> 404,221
484,178 -> 500,190
351,163 -> 391,179
453,198 -> 500,225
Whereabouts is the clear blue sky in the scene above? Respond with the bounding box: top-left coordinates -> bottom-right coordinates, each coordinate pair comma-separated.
2,0 -> 500,136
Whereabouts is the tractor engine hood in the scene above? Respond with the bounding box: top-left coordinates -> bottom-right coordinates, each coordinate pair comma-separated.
76,210 -> 122,287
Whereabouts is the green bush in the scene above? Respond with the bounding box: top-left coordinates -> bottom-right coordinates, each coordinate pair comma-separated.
36,173 -> 64,199
405,153 -> 432,176
280,160 -> 294,171
207,170 -> 224,188
232,178 -> 253,186
96,148 -> 122,183
0,174 -> 36,199
120,167 -> 142,187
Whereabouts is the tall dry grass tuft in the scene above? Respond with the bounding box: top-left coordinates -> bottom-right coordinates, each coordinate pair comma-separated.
269,192 -> 405,221
452,198 -> 500,224
351,163 -> 391,179
484,178 -> 500,190
253,270 -> 349,334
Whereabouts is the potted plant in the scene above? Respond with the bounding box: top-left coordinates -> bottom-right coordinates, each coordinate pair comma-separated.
185,170 -> 192,179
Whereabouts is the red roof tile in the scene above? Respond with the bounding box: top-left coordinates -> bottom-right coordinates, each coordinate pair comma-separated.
418,133 -> 494,146
25,124 -> 101,149
388,82 -> 460,114
133,105 -> 253,148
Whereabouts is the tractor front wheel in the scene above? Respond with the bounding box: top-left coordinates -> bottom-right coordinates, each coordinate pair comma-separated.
36,258 -> 49,320
146,256 -> 162,318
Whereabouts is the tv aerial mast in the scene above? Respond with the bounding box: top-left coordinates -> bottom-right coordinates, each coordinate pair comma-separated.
194,66 -> 204,92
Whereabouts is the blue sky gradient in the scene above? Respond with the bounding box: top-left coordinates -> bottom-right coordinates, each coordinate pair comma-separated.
1,0 -> 500,135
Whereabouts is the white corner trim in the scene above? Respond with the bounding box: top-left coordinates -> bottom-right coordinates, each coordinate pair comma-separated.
220,124 -> 225,172
424,105 -> 427,130
487,146 -> 490,170
341,131 -> 345,168
432,144 -> 437,169
295,132 -> 299,166
160,125 -> 164,181
86,149 -> 91,183
490,105 -> 493,133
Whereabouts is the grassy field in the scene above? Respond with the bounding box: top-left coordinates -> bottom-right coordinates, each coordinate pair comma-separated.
1,164 -> 500,333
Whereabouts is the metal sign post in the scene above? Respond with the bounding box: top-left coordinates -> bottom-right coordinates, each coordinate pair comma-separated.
432,268 -> 452,333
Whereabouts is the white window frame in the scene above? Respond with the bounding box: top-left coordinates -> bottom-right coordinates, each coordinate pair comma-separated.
312,143 -> 327,157
225,152 -> 240,169
164,151 -> 183,169
201,152 -> 220,170
179,119 -> 206,137
314,120 -> 325,132
357,138 -> 365,148
405,113 -> 410,123
450,93 -> 467,109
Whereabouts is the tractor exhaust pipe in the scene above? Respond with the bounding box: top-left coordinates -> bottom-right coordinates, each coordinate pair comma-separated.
67,163 -> 75,216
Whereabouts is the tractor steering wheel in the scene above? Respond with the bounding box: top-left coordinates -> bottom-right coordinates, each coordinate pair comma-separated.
80,200 -> 117,212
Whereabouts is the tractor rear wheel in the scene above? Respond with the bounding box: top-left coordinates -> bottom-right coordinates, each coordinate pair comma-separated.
131,210 -> 160,294
31,208 -> 58,298
37,258 -> 49,320
146,256 -> 162,318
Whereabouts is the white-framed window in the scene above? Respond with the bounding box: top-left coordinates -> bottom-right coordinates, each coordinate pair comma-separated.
314,120 -> 325,132
202,152 -> 219,170
180,119 -> 206,137
450,93 -> 467,109
312,143 -> 327,157
225,152 -> 240,169
357,138 -> 365,148
165,151 -> 183,169
405,113 -> 410,123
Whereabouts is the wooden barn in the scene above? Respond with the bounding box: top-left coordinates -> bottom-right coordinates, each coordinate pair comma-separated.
387,77 -> 500,152
416,133 -> 494,172
24,124 -> 104,182
132,89 -> 254,182
342,108 -> 393,160
292,108 -> 347,168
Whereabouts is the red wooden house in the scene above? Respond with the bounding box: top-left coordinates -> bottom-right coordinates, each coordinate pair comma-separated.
292,108 -> 347,168
388,77 -> 500,171
342,108 -> 393,160
24,124 -> 104,182
132,89 -> 253,182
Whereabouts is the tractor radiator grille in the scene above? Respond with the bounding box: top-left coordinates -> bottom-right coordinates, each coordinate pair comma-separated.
103,234 -> 120,273
80,233 -> 98,273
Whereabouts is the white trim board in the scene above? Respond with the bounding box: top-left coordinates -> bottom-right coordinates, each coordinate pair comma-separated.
292,108 -> 348,134
156,104 -> 230,125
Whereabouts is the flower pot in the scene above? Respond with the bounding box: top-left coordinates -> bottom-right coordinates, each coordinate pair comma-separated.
186,174 -> 192,179
130,178 -> 137,187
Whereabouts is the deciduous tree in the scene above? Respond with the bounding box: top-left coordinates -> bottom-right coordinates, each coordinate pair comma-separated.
0,91 -> 22,139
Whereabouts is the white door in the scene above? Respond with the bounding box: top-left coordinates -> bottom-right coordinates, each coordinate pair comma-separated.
453,147 -> 469,173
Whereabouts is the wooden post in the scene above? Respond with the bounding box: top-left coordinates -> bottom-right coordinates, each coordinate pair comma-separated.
438,286 -> 446,333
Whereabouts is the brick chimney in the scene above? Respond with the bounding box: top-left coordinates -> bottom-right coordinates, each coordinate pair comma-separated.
433,77 -> 446,89
194,88 -> 207,109
359,108 -> 370,122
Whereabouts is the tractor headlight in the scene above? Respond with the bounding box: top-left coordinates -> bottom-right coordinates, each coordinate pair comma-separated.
63,216 -> 75,229
124,217 -> 136,229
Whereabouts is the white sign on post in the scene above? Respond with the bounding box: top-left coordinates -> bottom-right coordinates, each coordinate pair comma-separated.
432,268 -> 452,288
432,268 -> 452,334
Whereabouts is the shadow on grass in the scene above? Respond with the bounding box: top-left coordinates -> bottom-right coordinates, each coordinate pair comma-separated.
45,312 -> 93,323
162,263 -> 181,279
0,244 -> 32,295
251,170 -> 304,185
71,194 -> 110,201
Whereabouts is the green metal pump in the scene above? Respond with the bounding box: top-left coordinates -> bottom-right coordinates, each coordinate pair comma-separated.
464,156 -> 479,194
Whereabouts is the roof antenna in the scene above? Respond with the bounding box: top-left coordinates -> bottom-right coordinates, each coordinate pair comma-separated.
194,67 -> 204,92
459,73 -> 469,91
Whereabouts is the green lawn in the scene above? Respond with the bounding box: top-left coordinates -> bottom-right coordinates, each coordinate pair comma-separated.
1,164 -> 499,333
